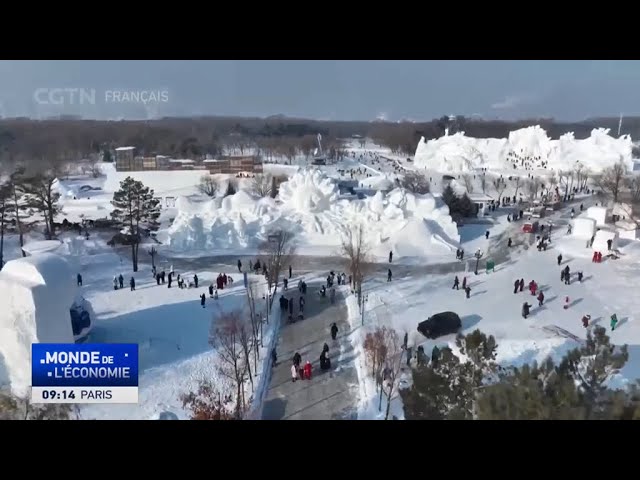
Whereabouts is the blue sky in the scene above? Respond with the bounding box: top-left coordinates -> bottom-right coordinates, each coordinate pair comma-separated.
0,60 -> 638,121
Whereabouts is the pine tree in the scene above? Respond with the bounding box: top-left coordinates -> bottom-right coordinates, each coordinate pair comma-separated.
558,325 -> 629,415
0,181 -> 11,269
22,171 -> 61,240
441,185 -> 476,218
110,177 -> 161,272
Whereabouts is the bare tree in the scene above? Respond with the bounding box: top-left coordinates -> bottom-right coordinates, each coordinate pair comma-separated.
0,182 -> 11,269
339,223 -> 374,306
180,380 -> 233,420
380,327 -> 404,420
208,309 -> 248,419
596,161 -> 628,203
0,390 -> 78,420
399,171 -> 430,194
237,315 -> 255,393
512,175 -> 523,200
198,175 -> 218,197
259,229 -> 296,304
461,174 -> 474,194
557,170 -> 568,197
524,177 -> 541,202
363,327 -> 391,412
492,177 -> 507,203
547,173 -> 558,198
626,173 -> 640,203
7,168 -> 29,256
249,173 -> 273,198
245,280 -> 261,370
479,173 -> 487,194
22,167 -> 63,240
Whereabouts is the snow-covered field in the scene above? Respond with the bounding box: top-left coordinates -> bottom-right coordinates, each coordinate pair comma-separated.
3,126 -> 640,420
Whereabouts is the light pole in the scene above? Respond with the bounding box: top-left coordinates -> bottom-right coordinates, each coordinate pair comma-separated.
474,250 -> 484,276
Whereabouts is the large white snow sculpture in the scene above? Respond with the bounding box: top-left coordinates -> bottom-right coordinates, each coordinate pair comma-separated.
163,168 -> 460,258
413,126 -> 634,173
592,230 -> 619,253
278,168 -> 339,213
0,253 -> 76,398
586,206 -> 608,226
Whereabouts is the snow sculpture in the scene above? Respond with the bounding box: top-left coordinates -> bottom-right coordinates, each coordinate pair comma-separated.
413,126 -> 634,173
278,168 -> 339,213
0,253 -> 76,398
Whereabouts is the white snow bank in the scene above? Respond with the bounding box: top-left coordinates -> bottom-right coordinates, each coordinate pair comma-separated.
572,217 -> 597,240
360,175 -> 395,191
414,126 -> 633,173
592,229 -> 619,252
0,253 -> 76,397
586,206 -> 608,226
102,163 -> 208,196
22,240 -> 64,256
163,168 -> 460,258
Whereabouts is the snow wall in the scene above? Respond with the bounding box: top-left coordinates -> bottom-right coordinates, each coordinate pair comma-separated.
586,206 -> 608,226
572,218 -> 597,240
161,168 -> 460,258
0,253 -> 76,398
592,230 -> 619,253
414,126 -> 634,173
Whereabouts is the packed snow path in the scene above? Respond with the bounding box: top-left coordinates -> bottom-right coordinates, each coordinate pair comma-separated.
261,281 -> 359,420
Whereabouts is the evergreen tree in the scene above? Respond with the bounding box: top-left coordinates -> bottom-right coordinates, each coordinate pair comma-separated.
224,181 -> 237,197
22,171 -> 62,240
0,182 -> 11,269
558,326 -> 629,415
102,149 -> 112,163
441,185 -> 476,218
110,177 -> 161,272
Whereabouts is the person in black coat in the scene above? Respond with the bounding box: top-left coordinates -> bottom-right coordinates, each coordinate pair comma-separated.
194,274 -> 199,288
323,343 -> 329,355
513,279 -> 519,294
200,293 -> 206,308
289,265 -> 292,279
522,302 -> 531,319
77,273 -> 82,286
209,284 -> 214,297
293,352 -> 301,368
119,274 -> 124,289
330,322 -> 338,340
519,278 -> 524,292
237,259 -> 242,272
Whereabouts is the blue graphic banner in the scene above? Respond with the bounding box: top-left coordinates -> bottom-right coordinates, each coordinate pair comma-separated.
32,343 -> 139,387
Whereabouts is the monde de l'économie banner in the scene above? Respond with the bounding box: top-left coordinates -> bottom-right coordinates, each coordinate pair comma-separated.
31,343 -> 139,404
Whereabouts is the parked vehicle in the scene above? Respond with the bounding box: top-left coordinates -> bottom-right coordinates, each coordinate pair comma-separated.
522,221 -> 539,233
417,312 -> 462,339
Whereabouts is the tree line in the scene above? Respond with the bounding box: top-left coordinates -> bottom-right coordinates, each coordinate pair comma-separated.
2,115 -> 638,167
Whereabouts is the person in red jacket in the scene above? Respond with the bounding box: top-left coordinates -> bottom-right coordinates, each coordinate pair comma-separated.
592,251 -> 598,263
303,361 -> 312,380
597,251 -> 603,263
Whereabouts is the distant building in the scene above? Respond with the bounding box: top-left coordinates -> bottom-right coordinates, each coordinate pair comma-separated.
115,146 -> 136,171
468,193 -> 494,216
113,145 -> 263,175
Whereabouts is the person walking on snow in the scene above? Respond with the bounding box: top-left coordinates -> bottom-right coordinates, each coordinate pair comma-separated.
453,276 -> 460,290
194,274 -> 199,288
283,278 -> 288,290
77,273 -> 82,286
465,286 -> 471,299
557,254 -> 563,266
119,274 -> 124,289
299,296 -> 305,313
582,315 -> 591,328
209,284 -> 214,298
508,237 -> 512,248
564,265 -> 571,285
113,276 -> 118,290
514,279 -> 520,294
462,276 -> 467,290
519,278 -> 524,292
607,239 -> 613,251
578,271 -> 584,282
485,230 -> 489,240
537,291 -> 545,307
304,360 -> 312,380
237,259 -> 242,272
611,314 -> 618,331
564,296 -> 570,310
130,277 -> 136,291
330,322 -> 338,340
387,269 -> 392,282
200,293 -> 206,308
289,265 -> 292,279
389,251 -> 393,263
522,302 -> 531,319
291,364 -> 298,382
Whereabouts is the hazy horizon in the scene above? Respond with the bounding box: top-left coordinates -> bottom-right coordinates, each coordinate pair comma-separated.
0,60 -> 638,122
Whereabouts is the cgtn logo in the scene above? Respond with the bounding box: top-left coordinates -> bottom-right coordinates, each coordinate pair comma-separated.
31,344 -> 138,404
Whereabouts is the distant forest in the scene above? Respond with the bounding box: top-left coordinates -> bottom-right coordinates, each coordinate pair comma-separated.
0,115 -> 639,164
